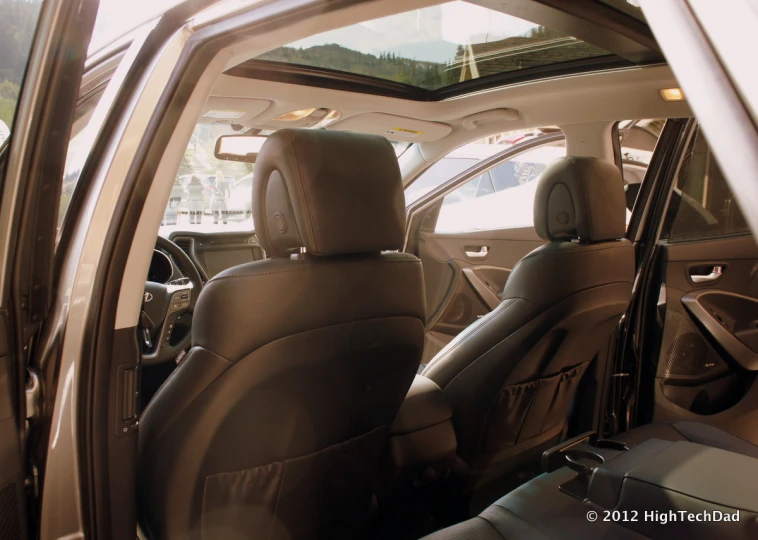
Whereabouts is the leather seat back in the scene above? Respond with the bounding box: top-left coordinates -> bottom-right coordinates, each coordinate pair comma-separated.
423,157 -> 634,489
138,129 -> 426,539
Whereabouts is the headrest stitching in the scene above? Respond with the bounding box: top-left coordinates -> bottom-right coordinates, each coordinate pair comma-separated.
261,171 -> 275,253
289,138 -> 320,253
576,162 -> 594,242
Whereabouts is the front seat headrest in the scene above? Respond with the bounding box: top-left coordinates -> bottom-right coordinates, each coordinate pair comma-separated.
252,129 -> 405,257
534,156 -> 626,242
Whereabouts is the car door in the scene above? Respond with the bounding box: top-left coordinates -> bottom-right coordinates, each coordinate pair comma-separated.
635,125 -> 758,444
406,124 -> 662,363
405,136 -> 565,362
0,0 -> 98,537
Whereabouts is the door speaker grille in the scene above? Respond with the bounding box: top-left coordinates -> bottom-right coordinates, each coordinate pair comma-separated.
442,293 -> 473,325
657,310 -> 727,379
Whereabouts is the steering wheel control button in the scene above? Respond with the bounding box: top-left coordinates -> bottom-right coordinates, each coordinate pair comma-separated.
170,290 -> 191,311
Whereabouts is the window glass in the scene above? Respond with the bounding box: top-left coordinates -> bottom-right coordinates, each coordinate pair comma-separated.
435,140 -> 566,233
252,1 -> 617,92
159,123 -> 256,237
403,127 -> 553,206
619,118 -> 665,215
404,158 -> 479,206
0,0 -> 43,143
664,127 -> 750,242
160,125 -> 406,238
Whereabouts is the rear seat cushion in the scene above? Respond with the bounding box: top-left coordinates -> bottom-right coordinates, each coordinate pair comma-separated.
614,421 -> 758,459
422,422 -> 758,540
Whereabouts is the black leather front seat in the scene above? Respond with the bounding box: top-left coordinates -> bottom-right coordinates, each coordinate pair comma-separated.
138,129 -> 426,539
422,157 -> 635,491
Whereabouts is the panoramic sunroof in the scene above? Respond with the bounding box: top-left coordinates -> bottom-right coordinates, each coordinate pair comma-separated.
251,1 -> 616,92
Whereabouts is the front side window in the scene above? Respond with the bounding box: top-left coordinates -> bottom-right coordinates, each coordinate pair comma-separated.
435,139 -> 566,233
663,126 -> 750,242
0,0 -> 43,144
404,128 -> 554,206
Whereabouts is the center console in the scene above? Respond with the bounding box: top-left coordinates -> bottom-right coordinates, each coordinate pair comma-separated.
382,375 -> 459,492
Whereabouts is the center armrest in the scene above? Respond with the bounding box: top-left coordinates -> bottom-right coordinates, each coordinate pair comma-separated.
391,375 -> 453,435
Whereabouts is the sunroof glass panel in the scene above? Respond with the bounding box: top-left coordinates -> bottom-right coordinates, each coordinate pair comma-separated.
253,1 -> 617,91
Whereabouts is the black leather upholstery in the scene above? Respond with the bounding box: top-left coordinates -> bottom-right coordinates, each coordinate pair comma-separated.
534,156 -> 626,242
422,422 -> 758,540
422,157 -> 634,490
391,375 -> 453,436
613,420 -> 758,459
252,128 -> 406,256
138,130 -> 426,539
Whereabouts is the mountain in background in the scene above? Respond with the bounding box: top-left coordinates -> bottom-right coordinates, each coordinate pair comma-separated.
384,40 -> 460,64
257,44 -> 460,89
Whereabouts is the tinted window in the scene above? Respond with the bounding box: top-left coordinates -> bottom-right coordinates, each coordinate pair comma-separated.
664,127 -> 750,242
159,123 -> 256,237
0,0 -> 43,140
253,1 -> 616,92
619,119 -> 665,213
404,158 -> 478,206
435,140 -> 566,233
490,161 -> 547,191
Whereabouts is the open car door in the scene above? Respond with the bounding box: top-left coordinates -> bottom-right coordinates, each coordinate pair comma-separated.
0,0 -> 97,537
624,0 -> 758,444
636,124 -> 758,443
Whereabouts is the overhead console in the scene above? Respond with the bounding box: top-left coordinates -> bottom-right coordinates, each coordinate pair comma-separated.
168,231 -> 264,281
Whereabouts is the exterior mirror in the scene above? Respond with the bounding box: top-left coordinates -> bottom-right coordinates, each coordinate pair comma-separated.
214,135 -> 267,163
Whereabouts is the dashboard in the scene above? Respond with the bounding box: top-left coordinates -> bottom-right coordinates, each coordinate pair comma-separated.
148,232 -> 264,286
147,250 -> 175,283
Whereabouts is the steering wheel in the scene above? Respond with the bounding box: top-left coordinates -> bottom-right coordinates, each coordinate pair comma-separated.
140,236 -> 204,364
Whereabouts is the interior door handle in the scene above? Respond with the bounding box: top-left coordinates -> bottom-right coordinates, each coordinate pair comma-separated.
464,246 -> 489,258
690,265 -> 724,283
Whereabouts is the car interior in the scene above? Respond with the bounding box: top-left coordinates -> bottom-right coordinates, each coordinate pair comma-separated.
57,0 -> 758,538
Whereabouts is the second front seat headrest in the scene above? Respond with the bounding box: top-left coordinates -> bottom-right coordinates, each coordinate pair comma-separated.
252,129 -> 405,257
533,156 -> 626,243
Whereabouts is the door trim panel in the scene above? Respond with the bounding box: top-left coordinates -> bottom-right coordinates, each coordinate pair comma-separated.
682,289 -> 758,370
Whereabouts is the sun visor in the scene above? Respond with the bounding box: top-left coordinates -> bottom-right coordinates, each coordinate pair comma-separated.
329,113 -> 452,142
199,97 -> 271,125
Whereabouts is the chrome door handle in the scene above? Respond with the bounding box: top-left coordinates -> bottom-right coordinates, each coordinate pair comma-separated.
465,246 -> 489,258
690,265 -> 724,283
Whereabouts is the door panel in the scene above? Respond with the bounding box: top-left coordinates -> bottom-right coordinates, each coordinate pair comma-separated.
419,227 -> 544,342
652,235 -> 758,443
0,315 -> 26,540
0,0 -> 97,535
643,123 -> 758,443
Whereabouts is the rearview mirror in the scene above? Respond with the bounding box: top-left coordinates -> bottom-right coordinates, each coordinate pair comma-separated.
214,135 -> 268,163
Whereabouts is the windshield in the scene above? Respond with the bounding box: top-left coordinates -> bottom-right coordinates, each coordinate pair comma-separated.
0,0 -> 43,146
159,123 -> 256,237
160,125 -> 409,238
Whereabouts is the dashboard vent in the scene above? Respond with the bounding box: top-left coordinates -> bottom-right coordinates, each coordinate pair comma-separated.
173,237 -> 193,259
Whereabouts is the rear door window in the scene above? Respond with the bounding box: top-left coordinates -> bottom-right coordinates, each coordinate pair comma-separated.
663,126 -> 751,242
